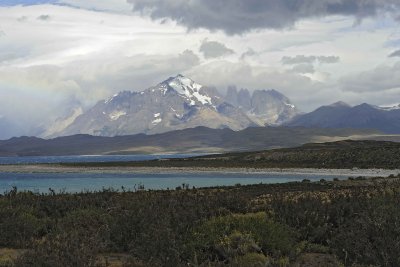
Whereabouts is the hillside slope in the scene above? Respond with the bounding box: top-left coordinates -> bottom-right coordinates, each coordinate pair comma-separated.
0,127 -> 383,156
74,140 -> 400,169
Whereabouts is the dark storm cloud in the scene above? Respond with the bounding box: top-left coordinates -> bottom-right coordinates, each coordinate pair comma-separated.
199,39 -> 234,58
126,0 -> 400,34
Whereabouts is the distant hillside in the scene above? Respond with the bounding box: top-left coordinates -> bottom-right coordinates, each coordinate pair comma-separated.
197,140 -> 400,169
0,127 -> 385,156
286,102 -> 400,133
71,140 -> 400,169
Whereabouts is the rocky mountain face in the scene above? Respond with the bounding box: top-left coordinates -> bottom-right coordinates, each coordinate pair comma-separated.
41,107 -> 83,138
225,86 -> 299,125
286,102 -> 400,133
48,75 -> 298,137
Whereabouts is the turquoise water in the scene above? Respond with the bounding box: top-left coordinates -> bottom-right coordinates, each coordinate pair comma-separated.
0,155 -> 350,194
0,172 -> 347,194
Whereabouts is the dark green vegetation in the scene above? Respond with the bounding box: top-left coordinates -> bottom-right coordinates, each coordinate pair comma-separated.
0,126 -> 385,156
63,140 -> 400,169
1,175 -> 400,266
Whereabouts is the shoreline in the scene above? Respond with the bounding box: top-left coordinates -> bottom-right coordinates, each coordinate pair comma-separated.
0,164 -> 399,177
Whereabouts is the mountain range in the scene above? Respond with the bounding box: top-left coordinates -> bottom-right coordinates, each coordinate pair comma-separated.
4,74 -> 399,140
36,74 -> 400,138
286,101 -> 400,133
45,75 -> 299,137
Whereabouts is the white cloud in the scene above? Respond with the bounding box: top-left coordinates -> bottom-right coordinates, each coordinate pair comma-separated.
290,63 -> 315,74
340,62 -> 400,93
186,60 -> 330,111
57,0 -> 132,13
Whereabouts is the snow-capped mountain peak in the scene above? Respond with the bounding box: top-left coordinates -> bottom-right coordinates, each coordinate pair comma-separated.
161,74 -> 212,106
47,74 -> 299,137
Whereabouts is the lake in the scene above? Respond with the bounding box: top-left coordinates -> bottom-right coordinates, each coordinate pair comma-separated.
0,154 -> 350,194
0,172 -> 349,194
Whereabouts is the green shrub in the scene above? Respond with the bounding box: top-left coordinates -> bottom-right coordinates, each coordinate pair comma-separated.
232,252 -> 270,267
185,212 -> 297,264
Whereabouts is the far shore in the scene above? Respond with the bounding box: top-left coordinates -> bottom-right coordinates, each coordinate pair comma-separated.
0,164 -> 399,177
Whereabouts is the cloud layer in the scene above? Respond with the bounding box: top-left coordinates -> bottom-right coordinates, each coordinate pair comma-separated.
341,62 -> 400,93
282,55 -> 340,65
127,0 -> 400,34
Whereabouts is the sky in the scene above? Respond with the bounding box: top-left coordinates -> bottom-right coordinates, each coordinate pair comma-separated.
0,0 -> 400,137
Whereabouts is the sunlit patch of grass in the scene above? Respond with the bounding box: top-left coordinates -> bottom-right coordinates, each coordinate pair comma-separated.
0,248 -> 26,266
